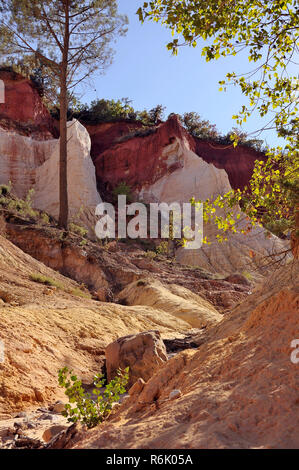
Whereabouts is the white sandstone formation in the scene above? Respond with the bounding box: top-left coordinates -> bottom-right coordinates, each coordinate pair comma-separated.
34,120 -> 101,229
0,126 -> 55,198
138,135 -> 289,276
0,121 -> 101,232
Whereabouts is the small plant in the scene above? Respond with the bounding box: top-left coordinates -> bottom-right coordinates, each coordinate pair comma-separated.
69,287 -> 91,299
0,181 -> 12,196
29,273 -> 64,290
69,222 -> 88,238
144,250 -> 157,259
40,212 -> 50,225
155,241 -> 169,256
58,366 -> 129,428
112,182 -> 133,203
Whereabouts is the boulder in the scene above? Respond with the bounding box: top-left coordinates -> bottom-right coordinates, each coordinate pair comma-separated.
52,401 -> 65,414
42,425 -> 68,443
128,378 -> 146,396
225,273 -> 251,286
118,279 -> 222,328
105,330 -> 168,388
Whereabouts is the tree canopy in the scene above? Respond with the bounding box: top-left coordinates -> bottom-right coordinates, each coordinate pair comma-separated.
138,0 -> 299,251
0,0 -> 128,229
0,0 -> 128,101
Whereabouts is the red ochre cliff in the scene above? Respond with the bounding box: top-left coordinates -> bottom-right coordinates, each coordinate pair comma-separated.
88,115 -> 267,194
0,70 -> 266,192
0,70 -> 56,139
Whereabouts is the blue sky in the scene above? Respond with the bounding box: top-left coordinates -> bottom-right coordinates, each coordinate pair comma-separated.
77,0 -> 288,147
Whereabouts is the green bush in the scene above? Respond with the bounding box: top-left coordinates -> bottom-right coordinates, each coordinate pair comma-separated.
69,222 -> 88,238
155,241 -> 169,256
58,366 -> 129,428
0,182 -> 12,196
112,182 -> 133,203
29,273 -> 64,289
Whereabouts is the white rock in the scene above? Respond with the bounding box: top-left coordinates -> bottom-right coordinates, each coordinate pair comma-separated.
169,389 -> 182,400
34,120 -> 101,230
0,127 -> 55,199
138,136 -> 289,275
0,121 -> 101,233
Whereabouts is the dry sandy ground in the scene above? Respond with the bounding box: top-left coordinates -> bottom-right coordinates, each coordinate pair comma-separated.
0,235 -> 219,417
0,233 -> 298,449
64,262 -> 299,449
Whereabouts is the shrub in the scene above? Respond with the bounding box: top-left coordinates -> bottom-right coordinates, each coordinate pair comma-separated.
69,287 -> 91,299
29,273 -> 64,289
112,182 -> 133,203
0,182 -> 12,196
155,241 -> 169,256
40,212 -> 50,225
69,222 -> 88,238
58,366 -> 129,428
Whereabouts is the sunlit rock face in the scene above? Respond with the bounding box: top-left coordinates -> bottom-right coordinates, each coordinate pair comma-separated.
191,138 -> 267,191
136,128 -> 287,276
0,120 -> 101,231
91,115 -> 288,275
34,120 -> 101,228
0,70 -> 56,139
89,114 -> 267,194
0,126 -> 55,198
0,70 -> 288,273
91,115 -> 190,195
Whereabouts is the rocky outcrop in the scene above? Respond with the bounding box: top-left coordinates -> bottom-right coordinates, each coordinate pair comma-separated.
0,127 -> 55,199
192,137 -> 267,190
105,330 -> 168,388
0,119 -> 101,231
0,234 -> 194,415
34,120 -> 101,229
118,279 -> 222,328
0,70 -> 56,139
90,115 -> 288,274
86,120 -> 144,159
92,116 -> 190,193
90,115 -> 267,193
0,72 -> 289,274
65,262 -> 299,450
5,223 -> 251,311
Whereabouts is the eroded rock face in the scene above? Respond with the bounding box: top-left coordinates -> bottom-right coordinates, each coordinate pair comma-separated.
66,263 -> 299,450
105,330 -> 168,388
0,127 -> 55,199
34,120 -> 101,229
0,70 -> 56,139
118,279 -> 222,328
0,119 -> 101,231
90,115 -> 288,274
90,114 -> 267,193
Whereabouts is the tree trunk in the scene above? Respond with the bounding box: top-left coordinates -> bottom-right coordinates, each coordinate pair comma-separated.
58,69 -> 68,230
58,1 -> 70,230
